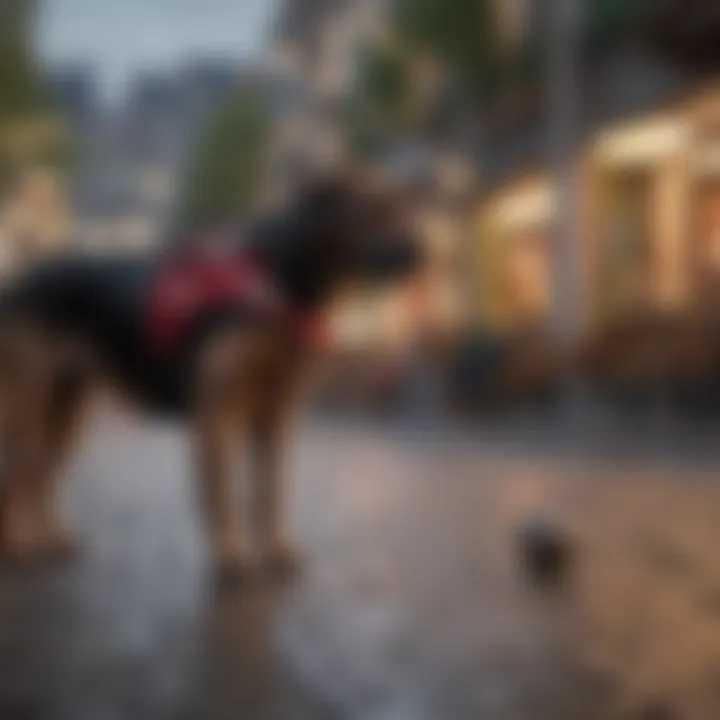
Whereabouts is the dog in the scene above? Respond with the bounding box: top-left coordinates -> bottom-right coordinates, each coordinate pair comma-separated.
0,176 -> 422,581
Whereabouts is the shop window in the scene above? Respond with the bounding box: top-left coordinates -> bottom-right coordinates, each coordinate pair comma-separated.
477,219 -> 551,329
477,180 -> 555,330
691,180 -> 720,307
597,169 -> 654,318
506,226 -> 550,326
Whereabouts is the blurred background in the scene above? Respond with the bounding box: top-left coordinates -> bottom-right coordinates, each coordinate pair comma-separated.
5,1 -> 720,718
6,0 -> 720,418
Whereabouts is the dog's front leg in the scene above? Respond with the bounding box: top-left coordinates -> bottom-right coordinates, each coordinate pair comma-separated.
195,404 -> 251,583
193,330 -> 256,583
252,417 -> 298,575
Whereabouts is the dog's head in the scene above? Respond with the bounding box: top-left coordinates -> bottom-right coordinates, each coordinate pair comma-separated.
274,175 -> 422,305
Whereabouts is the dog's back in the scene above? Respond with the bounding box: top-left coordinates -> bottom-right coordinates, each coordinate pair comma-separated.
3,253 -> 164,401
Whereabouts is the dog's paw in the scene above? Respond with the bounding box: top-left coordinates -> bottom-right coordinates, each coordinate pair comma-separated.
0,537 -> 43,567
41,529 -> 79,563
263,542 -> 301,580
214,553 -> 255,591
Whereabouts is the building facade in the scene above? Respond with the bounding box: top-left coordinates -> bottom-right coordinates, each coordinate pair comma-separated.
475,0 -> 720,334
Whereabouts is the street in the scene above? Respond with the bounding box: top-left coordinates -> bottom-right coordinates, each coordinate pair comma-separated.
2,411 -> 720,718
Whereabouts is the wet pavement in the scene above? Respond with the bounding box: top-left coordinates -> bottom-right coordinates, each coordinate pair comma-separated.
3,412 -> 720,718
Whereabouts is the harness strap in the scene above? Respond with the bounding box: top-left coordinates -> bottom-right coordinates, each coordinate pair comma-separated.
145,243 -> 326,356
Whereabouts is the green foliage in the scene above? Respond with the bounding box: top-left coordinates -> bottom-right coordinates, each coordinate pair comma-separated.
393,0 -> 499,101
345,0 -> 663,147
394,0 -> 497,79
0,0 -> 48,120
0,0 -> 63,185
0,47 -> 48,120
345,41 -> 414,155
180,89 -> 270,228
360,42 -> 411,120
345,0 -> 548,149
389,0 -> 655,106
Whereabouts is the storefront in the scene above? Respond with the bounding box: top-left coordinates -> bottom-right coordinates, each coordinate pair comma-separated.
691,169 -> 720,306
589,113 -> 691,319
687,93 -> 720,309
589,91 -> 720,319
475,86 -> 720,333
476,176 -> 555,330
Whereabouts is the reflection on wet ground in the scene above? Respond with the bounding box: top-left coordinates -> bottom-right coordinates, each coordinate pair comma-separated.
2,414 -> 720,718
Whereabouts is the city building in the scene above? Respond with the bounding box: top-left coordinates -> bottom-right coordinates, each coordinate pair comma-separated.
475,0 -> 720,334
46,64 -> 99,134
72,57 -> 245,253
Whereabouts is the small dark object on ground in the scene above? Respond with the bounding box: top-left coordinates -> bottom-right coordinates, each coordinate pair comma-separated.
517,516 -> 573,587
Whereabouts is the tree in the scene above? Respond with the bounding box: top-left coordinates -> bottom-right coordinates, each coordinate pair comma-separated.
0,0 -> 45,118
0,0 -> 63,190
345,40 -> 415,155
344,0 -> 499,157
179,88 -> 270,230
393,0 -> 499,102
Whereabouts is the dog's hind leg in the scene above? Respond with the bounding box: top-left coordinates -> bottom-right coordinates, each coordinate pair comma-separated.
251,416 -> 298,576
0,331 -> 91,562
0,334 -> 56,562
33,355 -> 93,558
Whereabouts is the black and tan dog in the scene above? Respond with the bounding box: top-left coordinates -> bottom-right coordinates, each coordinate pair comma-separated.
0,176 -> 421,580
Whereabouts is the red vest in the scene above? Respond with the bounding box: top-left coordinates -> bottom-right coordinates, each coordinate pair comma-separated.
145,241 -> 325,357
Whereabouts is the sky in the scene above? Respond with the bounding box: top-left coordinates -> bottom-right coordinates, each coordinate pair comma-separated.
37,0 -> 279,99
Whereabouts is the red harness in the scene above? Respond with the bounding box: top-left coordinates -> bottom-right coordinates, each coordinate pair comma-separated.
145,242 -> 325,357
